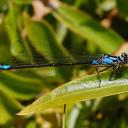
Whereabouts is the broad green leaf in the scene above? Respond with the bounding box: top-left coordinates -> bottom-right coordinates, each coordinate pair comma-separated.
26,20 -> 74,81
0,71 -> 44,100
0,90 -> 22,124
0,24 -> 11,63
26,21 -> 71,60
52,2 -> 124,53
18,68 -> 128,115
5,7 -> 32,62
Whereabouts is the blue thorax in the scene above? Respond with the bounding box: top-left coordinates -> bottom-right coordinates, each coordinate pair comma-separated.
92,54 -> 119,65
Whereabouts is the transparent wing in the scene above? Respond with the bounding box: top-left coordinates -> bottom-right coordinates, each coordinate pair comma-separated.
1,39 -> 100,66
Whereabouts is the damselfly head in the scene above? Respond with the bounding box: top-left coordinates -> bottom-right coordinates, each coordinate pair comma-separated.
120,53 -> 128,63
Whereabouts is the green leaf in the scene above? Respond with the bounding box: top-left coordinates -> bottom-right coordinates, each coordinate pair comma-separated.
18,69 -> 128,115
0,90 -> 22,124
0,24 -> 11,63
5,7 -> 32,62
0,71 -> 44,100
52,2 -> 124,53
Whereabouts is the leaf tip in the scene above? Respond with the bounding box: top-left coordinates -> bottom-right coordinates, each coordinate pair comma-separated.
16,107 -> 34,116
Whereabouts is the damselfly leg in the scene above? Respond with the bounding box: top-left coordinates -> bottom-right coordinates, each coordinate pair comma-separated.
95,65 -> 112,87
95,66 -> 101,87
109,64 -> 120,81
110,64 -> 128,80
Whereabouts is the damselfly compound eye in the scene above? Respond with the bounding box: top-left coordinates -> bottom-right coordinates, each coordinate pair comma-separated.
121,53 -> 127,58
120,53 -> 128,63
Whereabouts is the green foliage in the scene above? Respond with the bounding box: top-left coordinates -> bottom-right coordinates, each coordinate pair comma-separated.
0,0 -> 128,127
53,2 -> 124,53
18,70 -> 128,115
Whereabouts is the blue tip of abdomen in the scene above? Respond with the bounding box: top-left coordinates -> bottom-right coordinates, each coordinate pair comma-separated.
0,65 -> 11,70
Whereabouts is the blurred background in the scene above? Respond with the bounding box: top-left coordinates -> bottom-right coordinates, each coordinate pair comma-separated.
0,0 -> 128,127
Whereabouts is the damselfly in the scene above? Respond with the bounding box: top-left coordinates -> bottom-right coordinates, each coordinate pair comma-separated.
0,44 -> 128,86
